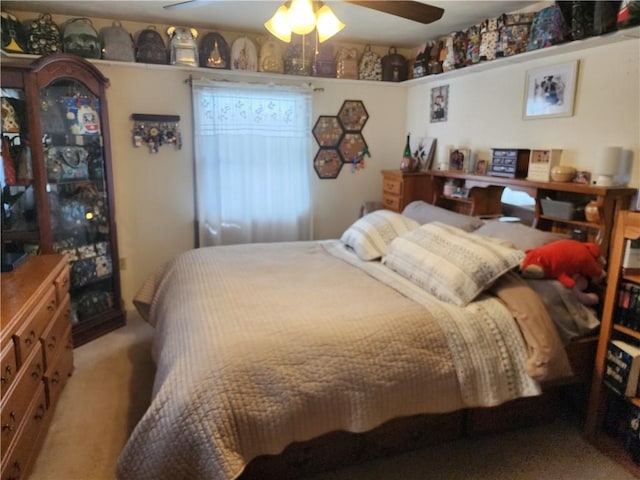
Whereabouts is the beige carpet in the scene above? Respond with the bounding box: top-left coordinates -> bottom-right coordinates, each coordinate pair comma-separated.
30,312 -> 638,480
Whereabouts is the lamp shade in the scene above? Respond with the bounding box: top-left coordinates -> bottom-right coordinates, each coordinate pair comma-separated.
288,0 -> 316,35
264,5 -> 292,42
595,146 -> 622,186
316,4 -> 345,42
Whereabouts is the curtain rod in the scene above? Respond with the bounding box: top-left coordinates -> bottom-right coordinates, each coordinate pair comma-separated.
187,75 -> 318,92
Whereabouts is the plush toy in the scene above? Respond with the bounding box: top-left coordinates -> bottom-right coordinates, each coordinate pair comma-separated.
520,239 -> 605,289
571,274 -> 600,306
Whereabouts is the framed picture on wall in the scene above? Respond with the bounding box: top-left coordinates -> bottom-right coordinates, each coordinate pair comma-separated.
430,84 -> 449,123
523,60 -> 579,120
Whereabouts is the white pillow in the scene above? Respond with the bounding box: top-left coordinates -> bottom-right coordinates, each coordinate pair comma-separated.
402,201 -> 484,232
383,222 -> 525,306
341,210 -> 420,261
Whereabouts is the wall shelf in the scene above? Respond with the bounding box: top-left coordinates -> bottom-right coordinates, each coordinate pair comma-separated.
2,25 -> 638,88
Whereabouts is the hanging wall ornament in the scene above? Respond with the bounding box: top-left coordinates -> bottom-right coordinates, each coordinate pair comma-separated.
131,114 -> 181,153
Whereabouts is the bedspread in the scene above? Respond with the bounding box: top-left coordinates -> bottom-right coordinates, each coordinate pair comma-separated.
118,240 -> 543,480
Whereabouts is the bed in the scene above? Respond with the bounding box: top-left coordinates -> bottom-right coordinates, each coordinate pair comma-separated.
116,203 -> 602,480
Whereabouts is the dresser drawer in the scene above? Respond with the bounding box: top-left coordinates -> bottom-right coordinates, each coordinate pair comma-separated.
1,343 -> 44,459
14,287 -> 57,367
1,384 -> 48,480
382,177 -> 402,195
44,327 -> 73,410
54,267 -> 70,306
0,342 -> 18,401
41,296 -> 72,372
382,194 -> 402,212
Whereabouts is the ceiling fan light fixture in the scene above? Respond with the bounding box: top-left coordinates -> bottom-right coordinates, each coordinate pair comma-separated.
315,4 -> 345,42
264,4 -> 292,42
265,0 -> 344,43
288,0 -> 316,35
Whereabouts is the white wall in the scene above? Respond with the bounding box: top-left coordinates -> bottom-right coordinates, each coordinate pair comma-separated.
406,37 -> 640,187
9,10 -> 639,309
98,63 -> 407,308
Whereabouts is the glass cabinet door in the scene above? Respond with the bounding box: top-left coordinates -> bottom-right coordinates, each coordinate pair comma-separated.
39,78 -> 115,325
1,83 -> 38,268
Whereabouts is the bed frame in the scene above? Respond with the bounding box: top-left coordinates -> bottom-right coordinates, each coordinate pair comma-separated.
239,338 -> 596,479
239,178 -> 635,479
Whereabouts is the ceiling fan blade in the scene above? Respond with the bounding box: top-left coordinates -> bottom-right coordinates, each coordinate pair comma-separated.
163,1 -> 197,10
345,1 -> 444,24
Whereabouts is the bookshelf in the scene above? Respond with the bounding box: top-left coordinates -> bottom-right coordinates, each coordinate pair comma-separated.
586,210 -> 640,471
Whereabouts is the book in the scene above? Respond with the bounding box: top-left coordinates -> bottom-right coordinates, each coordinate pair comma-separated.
623,238 -> 640,276
616,281 -> 639,330
604,340 -> 640,397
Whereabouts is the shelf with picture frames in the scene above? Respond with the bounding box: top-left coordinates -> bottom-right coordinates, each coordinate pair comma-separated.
426,170 -> 637,263
2,26 -> 638,86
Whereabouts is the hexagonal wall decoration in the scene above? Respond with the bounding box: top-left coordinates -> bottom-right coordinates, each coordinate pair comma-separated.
313,148 -> 343,179
338,132 -> 368,165
312,116 -> 344,148
337,100 -> 369,132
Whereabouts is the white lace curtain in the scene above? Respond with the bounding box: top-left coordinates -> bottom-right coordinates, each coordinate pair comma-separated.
191,80 -> 312,247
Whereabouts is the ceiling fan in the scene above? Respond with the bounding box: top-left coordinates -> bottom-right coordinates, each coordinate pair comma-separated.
163,1 -> 445,25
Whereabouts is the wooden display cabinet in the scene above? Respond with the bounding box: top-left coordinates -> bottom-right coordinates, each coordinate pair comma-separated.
1,53 -> 125,346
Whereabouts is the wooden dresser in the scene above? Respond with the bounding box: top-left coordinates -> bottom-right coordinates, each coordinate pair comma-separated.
381,170 -> 432,213
1,255 -> 74,480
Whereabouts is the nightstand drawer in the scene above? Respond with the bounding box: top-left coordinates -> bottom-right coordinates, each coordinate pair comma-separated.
0,384 -> 47,480
14,287 -> 57,366
41,295 -> 71,372
44,327 -> 73,409
382,177 -> 402,195
54,267 -> 70,306
1,343 -> 44,459
0,342 -> 18,401
382,194 -> 402,212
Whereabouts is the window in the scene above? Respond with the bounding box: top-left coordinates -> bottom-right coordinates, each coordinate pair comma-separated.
191,80 -> 312,246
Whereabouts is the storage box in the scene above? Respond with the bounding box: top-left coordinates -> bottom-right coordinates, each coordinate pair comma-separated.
540,198 -> 584,220
527,148 -> 563,182
488,148 -> 530,178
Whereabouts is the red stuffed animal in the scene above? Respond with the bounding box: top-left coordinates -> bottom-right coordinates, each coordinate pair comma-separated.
520,239 -> 605,288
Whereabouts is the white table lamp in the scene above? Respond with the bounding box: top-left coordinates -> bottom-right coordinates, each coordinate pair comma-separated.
595,146 -> 622,186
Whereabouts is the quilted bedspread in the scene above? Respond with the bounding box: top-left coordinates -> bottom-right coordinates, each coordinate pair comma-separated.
117,240 -> 544,480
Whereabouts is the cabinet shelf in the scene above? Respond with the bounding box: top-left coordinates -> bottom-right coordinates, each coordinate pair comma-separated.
613,324 -> 640,342
538,215 -> 598,229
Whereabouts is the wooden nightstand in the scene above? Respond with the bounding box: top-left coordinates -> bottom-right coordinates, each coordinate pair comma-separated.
381,170 -> 432,213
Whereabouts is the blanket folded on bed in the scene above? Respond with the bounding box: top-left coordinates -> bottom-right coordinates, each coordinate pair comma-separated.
119,240 -> 561,480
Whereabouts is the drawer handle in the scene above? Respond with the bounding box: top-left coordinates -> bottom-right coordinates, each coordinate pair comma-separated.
385,182 -> 394,189
31,363 -> 42,380
24,330 -> 36,345
384,198 -> 393,205
34,404 -> 45,420
48,336 -> 57,350
7,461 -> 20,480
61,276 -> 69,288
2,412 -> 17,433
47,298 -> 57,314
51,371 -> 61,384
1,365 -> 12,384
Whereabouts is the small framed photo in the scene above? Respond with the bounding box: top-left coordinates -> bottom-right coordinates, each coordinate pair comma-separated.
448,147 -> 470,172
430,84 -> 449,123
523,60 -> 579,120
474,159 -> 487,175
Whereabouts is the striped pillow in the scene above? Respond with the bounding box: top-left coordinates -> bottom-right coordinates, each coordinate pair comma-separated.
383,222 -> 525,306
341,210 -> 420,261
